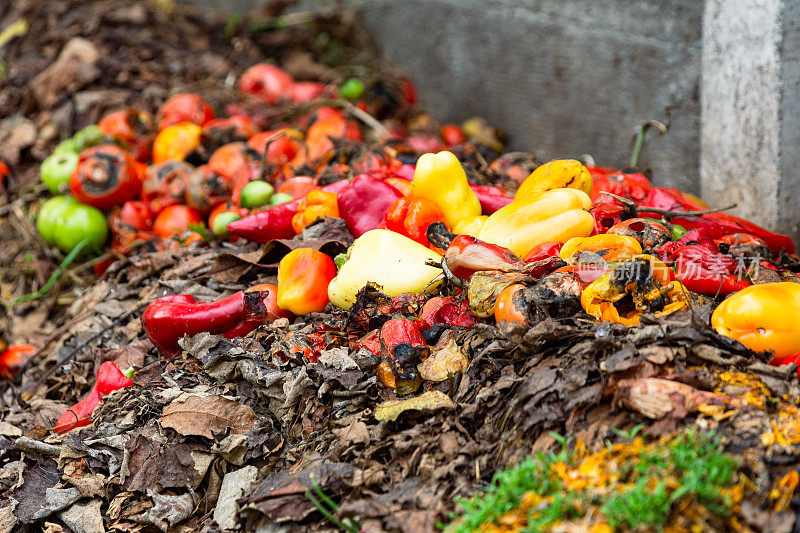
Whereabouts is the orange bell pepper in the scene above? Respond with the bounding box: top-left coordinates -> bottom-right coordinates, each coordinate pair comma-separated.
382,196 -> 447,247
291,190 -> 339,233
711,282 -> 800,359
277,248 -> 337,315
559,234 -> 642,264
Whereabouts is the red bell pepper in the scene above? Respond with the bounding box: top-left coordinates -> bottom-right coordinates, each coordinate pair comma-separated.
227,180 -> 349,243
382,196 -> 447,247
55,361 -> 134,434
377,318 -> 428,394
143,284 -> 290,357
524,241 -> 564,263
337,174 -> 402,237
469,184 -> 514,214
590,170 -> 652,204
418,296 -> 474,330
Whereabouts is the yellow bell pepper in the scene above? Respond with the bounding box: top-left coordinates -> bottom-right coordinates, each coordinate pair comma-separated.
327,229 -> 442,309
411,151 -> 481,228
711,282 -> 800,359
452,215 -> 487,237
559,234 -> 642,264
515,159 -> 592,201
477,188 -> 594,258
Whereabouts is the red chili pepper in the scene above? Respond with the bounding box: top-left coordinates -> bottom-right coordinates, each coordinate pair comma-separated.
142,284 -> 290,357
0,344 -> 36,380
54,361 -> 133,434
337,174 -> 402,238
227,180 -> 349,243
524,241 -> 564,263
469,184 -> 514,214
69,145 -> 145,209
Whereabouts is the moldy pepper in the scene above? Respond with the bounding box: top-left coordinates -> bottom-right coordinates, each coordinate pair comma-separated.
559,234 -> 642,264
54,361 -> 134,433
69,145 -> 145,209
141,160 -> 193,213
607,218 -> 672,253
377,318 -> 429,395
277,248 -> 337,315
581,256 -> 687,326
291,190 -> 340,233
337,174 -> 402,237
711,282 -> 800,359
477,188 -> 595,258
143,284 -> 290,357
411,151 -> 481,228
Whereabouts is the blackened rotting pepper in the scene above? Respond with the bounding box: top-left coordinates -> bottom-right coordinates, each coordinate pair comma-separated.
142,283 -> 291,358
377,318 -> 429,395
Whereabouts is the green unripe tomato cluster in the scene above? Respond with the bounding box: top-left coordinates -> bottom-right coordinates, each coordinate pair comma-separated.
36,196 -> 108,254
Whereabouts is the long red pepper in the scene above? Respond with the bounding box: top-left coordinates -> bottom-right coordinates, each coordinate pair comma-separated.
54,361 -> 134,434
226,180 -> 349,243
143,284 -> 290,357
337,174 -> 402,237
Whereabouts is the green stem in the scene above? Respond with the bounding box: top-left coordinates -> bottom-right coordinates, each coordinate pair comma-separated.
629,120 -> 667,169
6,238 -> 90,307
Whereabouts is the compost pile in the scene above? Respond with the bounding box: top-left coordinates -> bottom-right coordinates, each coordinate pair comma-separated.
2,2 -> 800,532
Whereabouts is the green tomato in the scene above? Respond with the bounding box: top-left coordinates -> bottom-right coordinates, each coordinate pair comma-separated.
72,125 -> 105,151
240,180 -> 274,208
53,203 -> 108,254
36,196 -> 77,246
212,211 -> 241,237
268,192 -> 294,206
339,78 -> 365,100
54,138 -> 79,155
36,196 -> 108,254
40,152 -> 79,194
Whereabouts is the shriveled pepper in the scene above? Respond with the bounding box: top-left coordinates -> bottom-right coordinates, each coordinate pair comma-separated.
524,241 -> 563,263
607,218 -> 672,253
441,233 -> 527,280
337,174 -> 402,238
277,248 -> 337,315
377,318 -> 429,394
143,284 -> 290,357
54,361 -> 134,433
411,151 -> 481,228
478,188 -> 594,258
559,234 -> 642,264
382,195 -> 446,247
581,256 -> 686,326
328,229 -> 442,309
711,282 -> 800,358
515,159 -> 592,201
291,190 -> 339,233
590,170 -> 652,204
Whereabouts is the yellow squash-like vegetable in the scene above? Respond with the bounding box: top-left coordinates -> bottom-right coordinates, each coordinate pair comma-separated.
515,159 -> 592,201
411,151 -> 481,228
711,282 -> 800,359
477,188 -> 594,257
327,229 -> 442,309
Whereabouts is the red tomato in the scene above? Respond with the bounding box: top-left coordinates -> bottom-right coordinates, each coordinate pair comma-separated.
157,93 -> 215,130
207,142 -> 261,180
153,205 -> 203,237
69,145 -> 145,209
277,176 -> 317,199
239,64 -> 294,103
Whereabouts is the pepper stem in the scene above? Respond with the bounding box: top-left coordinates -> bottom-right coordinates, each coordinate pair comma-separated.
121,366 -> 135,379
629,120 -> 667,169
6,238 -> 91,307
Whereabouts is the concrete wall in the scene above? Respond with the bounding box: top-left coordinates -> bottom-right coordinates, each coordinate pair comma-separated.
181,0 -> 800,243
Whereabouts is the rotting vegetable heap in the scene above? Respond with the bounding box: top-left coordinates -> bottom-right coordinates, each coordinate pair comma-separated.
3,3 -> 800,532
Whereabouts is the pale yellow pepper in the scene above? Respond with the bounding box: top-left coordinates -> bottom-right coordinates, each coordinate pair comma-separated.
515,159 -> 592,201
327,229 -> 442,309
477,188 -> 594,257
411,151 -> 482,228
